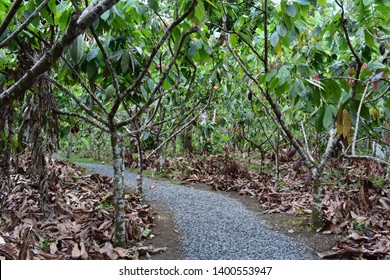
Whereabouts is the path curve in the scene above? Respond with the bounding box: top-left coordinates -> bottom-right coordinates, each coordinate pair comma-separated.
79,163 -> 316,260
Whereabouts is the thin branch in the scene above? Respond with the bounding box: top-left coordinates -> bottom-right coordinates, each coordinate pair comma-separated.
117,17 -> 207,129
89,26 -> 121,97
47,77 -> 109,127
111,0 -> 199,119
301,121 -> 316,162
0,0 -> 51,49
61,56 -> 109,116
0,0 -> 119,107
222,0 -> 315,170
368,85 -> 390,103
53,108 -> 109,132
335,0 -> 362,67
343,153 -> 389,167
146,95 -> 213,160
352,81 -> 371,155
212,23 -> 265,64
72,0 -> 120,98
0,0 -> 23,38
335,0 -> 363,99
264,0 -> 269,73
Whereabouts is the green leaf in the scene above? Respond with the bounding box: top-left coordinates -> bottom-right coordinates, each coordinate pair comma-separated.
86,49 -> 99,62
315,107 -> 325,132
194,4 -> 206,23
234,16 -> 247,31
323,106 -> 334,129
293,79 -> 306,97
364,29 -> 375,49
277,66 -> 290,85
318,0 -> 327,6
121,50 -> 130,73
230,34 -> 238,47
86,61 -> 97,78
363,0 -> 373,6
276,24 -> 287,37
188,41 -> 197,58
365,61 -> 385,72
148,0 -> 159,12
147,79 -> 154,91
270,32 -> 279,47
101,10 -> 110,21
286,4 -> 297,17
294,0 -> 310,5
48,0 -> 56,14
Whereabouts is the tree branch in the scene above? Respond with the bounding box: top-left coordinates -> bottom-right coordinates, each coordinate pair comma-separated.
146,94 -> 213,160
110,0 -> 199,120
0,0 -> 51,49
47,77 -> 109,127
352,82 -> 370,155
0,0 -> 23,38
53,109 -> 109,133
0,0 -> 119,107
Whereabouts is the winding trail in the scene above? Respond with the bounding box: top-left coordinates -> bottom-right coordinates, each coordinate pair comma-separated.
79,163 -> 317,260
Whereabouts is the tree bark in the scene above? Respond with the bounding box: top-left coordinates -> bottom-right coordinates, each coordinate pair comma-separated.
136,134 -> 144,194
311,175 -> 323,230
110,131 -> 126,247
67,131 -> 73,160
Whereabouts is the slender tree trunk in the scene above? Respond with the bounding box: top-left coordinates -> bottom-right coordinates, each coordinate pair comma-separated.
311,174 -> 323,230
183,126 -> 193,154
110,131 -> 126,247
274,127 -> 280,188
136,134 -> 144,194
172,135 -> 177,157
67,131 -> 73,160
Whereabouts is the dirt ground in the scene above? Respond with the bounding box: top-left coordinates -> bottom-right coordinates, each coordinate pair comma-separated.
143,182 -> 340,260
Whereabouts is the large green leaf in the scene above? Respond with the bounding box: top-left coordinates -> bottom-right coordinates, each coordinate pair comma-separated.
293,79 -> 306,97
323,106 -> 334,129
277,24 -> 287,37
148,0 -> 159,12
286,4 -> 297,17
270,32 -> 279,47
121,50 -> 130,74
315,107 -> 325,132
86,49 -> 99,62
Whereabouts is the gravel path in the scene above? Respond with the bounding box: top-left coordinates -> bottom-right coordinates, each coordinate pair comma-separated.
78,163 -> 316,260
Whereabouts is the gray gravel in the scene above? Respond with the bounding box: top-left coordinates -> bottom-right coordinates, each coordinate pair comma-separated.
78,163 -> 316,260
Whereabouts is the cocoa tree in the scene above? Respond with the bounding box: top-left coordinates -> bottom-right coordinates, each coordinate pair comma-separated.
219,0 -> 390,229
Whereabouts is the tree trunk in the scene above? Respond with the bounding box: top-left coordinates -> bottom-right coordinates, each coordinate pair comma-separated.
274,127 -> 280,189
136,134 -> 144,194
66,131 -> 73,160
110,131 -> 126,247
311,175 -> 323,230
183,126 -> 193,154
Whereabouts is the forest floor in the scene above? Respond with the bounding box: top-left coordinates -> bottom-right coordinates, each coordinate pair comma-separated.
1,152 -> 389,259
136,152 -> 390,260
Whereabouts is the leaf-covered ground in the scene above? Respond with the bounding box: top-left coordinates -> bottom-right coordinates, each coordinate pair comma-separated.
1,152 -> 389,260
0,157 -> 164,260
147,152 -> 390,260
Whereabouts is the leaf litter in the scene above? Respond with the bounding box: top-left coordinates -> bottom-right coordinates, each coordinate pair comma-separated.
0,157 -> 165,260
150,153 -> 390,260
